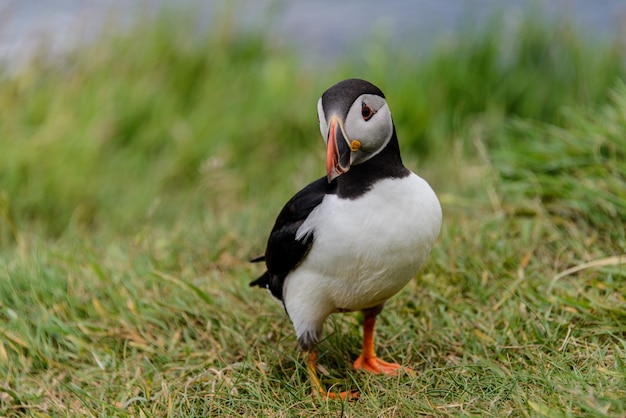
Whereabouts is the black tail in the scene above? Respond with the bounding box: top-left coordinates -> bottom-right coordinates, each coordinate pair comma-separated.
249,255 -> 269,288
249,270 -> 284,301
250,255 -> 265,263
249,271 -> 270,288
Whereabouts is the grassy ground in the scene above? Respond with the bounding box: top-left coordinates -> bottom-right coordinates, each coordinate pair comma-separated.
1,10 -> 625,417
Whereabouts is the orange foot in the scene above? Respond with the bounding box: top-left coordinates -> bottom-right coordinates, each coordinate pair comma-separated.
319,388 -> 360,402
353,355 -> 407,376
308,351 -> 360,402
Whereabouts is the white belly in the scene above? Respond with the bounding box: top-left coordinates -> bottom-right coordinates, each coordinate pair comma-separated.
283,173 -> 442,340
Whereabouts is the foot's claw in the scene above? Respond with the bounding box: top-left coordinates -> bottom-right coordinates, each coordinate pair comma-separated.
321,389 -> 360,402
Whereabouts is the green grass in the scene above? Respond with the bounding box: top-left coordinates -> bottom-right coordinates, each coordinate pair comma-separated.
1,9 -> 625,417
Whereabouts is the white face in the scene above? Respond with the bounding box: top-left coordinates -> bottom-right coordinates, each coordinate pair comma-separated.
317,93 -> 394,165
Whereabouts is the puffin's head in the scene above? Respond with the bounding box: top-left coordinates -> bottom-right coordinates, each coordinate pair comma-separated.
317,79 -> 394,183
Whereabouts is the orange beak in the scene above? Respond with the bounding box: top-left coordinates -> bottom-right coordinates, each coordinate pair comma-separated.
326,116 -> 351,183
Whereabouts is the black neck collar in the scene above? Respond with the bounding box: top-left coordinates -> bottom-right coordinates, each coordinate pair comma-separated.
334,128 -> 409,199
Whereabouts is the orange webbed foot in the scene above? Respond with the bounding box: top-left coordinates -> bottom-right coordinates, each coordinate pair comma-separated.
318,388 -> 360,402
353,311 -> 415,376
353,354 -> 409,376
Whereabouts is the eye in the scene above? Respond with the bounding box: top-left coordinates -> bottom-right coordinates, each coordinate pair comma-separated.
361,102 -> 375,121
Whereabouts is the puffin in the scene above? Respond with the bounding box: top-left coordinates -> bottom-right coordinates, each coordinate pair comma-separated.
250,78 -> 442,399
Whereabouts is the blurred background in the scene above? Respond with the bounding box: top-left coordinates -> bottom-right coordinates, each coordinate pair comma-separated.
1,0 -> 624,247
1,1 -> 625,68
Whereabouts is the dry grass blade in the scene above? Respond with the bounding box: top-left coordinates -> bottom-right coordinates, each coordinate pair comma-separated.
551,255 -> 625,286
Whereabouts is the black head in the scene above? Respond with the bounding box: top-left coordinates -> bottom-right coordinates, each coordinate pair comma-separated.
317,79 -> 396,183
320,78 -> 386,121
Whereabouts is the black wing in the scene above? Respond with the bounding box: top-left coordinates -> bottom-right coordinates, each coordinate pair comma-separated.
250,176 -> 335,300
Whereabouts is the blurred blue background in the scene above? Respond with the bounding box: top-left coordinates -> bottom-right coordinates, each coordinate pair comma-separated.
1,0 -> 624,69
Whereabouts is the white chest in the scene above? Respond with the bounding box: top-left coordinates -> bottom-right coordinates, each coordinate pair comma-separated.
286,173 -> 442,312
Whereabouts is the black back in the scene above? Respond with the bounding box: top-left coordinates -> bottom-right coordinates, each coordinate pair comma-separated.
250,177 -> 336,300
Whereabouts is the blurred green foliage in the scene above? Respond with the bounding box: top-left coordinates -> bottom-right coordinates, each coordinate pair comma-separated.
0,10 -> 624,243
492,83 -> 626,249
0,12 -> 315,240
